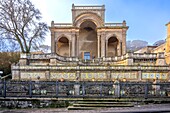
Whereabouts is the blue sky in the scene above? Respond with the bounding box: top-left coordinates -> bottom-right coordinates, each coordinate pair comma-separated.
31,0 -> 170,45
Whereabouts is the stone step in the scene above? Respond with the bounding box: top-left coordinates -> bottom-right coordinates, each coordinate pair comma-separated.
68,106 -> 97,110
68,99 -> 135,110
76,101 -> 132,104
73,103 -> 134,107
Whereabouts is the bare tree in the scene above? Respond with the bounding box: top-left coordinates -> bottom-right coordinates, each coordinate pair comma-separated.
0,0 -> 48,53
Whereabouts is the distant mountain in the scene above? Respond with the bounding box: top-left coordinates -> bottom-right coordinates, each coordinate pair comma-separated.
126,40 -> 148,52
153,40 -> 165,46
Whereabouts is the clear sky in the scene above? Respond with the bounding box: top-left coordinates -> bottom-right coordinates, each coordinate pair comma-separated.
31,0 -> 170,46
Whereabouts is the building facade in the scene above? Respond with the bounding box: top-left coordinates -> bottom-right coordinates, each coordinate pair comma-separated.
12,5 -> 170,82
50,4 -> 128,59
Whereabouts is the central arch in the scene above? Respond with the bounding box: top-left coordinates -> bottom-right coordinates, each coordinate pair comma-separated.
78,20 -> 97,59
107,36 -> 119,57
57,37 -> 69,57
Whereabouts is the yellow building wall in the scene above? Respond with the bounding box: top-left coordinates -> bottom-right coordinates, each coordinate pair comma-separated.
165,22 -> 170,64
151,43 -> 165,53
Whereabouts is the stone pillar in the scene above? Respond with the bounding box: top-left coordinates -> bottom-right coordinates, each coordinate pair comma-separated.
97,34 -> 101,58
105,40 -> 108,57
50,58 -> 57,65
138,70 -> 142,81
122,29 -> 127,55
69,41 -> 71,57
74,70 -> 80,95
114,80 -> 120,97
117,42 -> 121,56
101,33 -> 106,57
74,84 -> 80,95
72,35 -> 76,56
119,42 -> 122,56
107,70 -> 111,80
76,33 -> 79,57
126,52 -> 133,65
120,42 -> 123,56
153,78 -> 160,95
51,32 -> 56,53
12,70 -> 20,80
19,53 -> 30,65
45,71 -> 50,80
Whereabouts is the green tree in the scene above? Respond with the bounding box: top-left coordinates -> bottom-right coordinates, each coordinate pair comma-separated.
0,0 -> 48,53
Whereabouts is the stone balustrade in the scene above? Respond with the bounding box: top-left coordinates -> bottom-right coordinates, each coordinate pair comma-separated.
132,53 -> 158,59
105,23 -> 124,27
19,52 -> 166,66
73,5 -> 105,10
52,23 -> 73,27
12,65 -> 170,71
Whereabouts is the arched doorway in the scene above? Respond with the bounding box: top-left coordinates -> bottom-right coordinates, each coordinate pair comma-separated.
57,37 -> 69,57
107,36 -> 119,57
79,20 -> 97,59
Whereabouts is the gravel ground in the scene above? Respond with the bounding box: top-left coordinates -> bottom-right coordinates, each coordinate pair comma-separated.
0,104 -> 170,113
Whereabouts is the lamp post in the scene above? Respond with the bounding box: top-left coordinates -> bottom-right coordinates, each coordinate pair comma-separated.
0,71 -> 3,86
0,71 -> 3,82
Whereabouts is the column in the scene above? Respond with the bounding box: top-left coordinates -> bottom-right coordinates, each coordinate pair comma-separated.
122,29 -> 127,55
118,42 -> 122,56
97,34 -> 101,58
69,41 -> 71,57
101,34 -> 106,57
105,40 -> 108,57
120,42 -> 122,56
76,33 -> 79,57
51,32 -> 56,53
72,35 -> 76,56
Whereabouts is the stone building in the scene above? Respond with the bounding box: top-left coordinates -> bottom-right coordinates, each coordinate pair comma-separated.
50,4 -> 127,58
135,22 -> 170,65
12,4 -> 170,82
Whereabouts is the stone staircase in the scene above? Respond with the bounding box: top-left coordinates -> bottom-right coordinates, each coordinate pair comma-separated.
67,100 -> 134,110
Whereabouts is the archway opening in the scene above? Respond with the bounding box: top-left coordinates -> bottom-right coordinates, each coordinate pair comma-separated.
107,36 -> 119,57
79,20 -> 97,59
57,37 -> 69,57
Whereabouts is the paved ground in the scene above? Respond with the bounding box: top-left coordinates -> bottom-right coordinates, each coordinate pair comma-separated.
0,104 -> 170,113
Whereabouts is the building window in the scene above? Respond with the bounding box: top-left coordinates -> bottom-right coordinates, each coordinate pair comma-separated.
84,52 -> 90,60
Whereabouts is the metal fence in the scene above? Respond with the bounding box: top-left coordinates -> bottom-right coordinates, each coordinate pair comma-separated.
0,80 -> 170,98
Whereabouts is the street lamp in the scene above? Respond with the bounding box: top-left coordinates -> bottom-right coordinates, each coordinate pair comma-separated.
0,71 -> 3,80
0,71 -> 3,75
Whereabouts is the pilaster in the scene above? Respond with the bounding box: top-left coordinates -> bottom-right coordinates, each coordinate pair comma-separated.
97,34 -> 101,58
72,34 -> 76,56
76,33 -> 79,57
101,33 -> 106,57
51,31 -> 56,53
